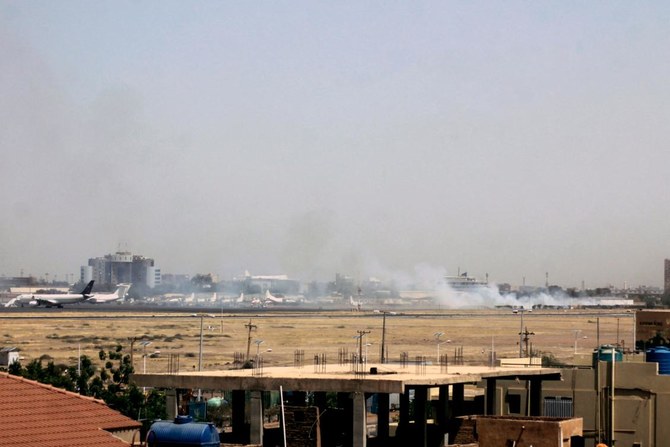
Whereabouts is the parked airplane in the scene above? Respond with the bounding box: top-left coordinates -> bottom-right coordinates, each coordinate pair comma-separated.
263,290 -> 298,305
86,284 -> 131,304
5,281 -> 95,308
264,290 -> 284,304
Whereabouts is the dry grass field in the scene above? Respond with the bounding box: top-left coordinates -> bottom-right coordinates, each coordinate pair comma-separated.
0,308 -> 634,374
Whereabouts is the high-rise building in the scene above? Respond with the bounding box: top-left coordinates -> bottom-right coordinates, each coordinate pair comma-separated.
665,259 -> 670,294
83,251 -> 160,288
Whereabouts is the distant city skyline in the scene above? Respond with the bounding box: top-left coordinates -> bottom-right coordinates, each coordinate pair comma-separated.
2,2 -> 670,288
0,249 -> 664,292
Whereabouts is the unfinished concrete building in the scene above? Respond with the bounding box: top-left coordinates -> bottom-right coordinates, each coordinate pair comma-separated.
135,363 -> 578,447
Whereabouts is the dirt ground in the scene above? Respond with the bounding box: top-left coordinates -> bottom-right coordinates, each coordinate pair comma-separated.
0,308 -> 635,374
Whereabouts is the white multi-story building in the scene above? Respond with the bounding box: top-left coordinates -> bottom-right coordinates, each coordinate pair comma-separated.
82,251 -> 160,288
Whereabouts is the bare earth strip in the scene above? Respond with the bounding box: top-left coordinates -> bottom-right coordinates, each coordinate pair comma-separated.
0,308 -> 634,373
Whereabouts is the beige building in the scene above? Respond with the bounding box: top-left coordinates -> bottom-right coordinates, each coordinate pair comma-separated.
497,360 -> 670,447
636,309 -> 670,346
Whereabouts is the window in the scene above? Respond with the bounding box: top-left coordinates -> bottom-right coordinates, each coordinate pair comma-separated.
544,396 -> 573,417
506,393 -> 521,414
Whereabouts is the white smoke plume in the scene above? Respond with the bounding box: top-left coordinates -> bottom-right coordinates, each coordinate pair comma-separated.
393,263 -> 600,309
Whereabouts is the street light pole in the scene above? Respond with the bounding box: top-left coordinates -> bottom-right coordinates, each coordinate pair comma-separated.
254,339 -> 264,360
573,330 -> 582,354
139,341 -> 151,394
434,332 -> 444,361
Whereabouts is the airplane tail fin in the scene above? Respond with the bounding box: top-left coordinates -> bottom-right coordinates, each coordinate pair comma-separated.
81,280 -> 95,296
118,283 -> 131,299
4,298 -> 17,308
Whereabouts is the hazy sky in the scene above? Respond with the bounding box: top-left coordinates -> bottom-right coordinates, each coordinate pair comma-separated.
2,1 -> 670,288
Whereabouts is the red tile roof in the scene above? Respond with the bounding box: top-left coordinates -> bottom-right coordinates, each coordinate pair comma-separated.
0,372 -> 141,447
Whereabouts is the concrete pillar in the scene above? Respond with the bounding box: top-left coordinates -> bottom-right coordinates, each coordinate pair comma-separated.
352,391 -> 367,447
338,392 -> 353,441
529,377 -> 542,416
376,393 -> 390,443
249,390 -> 264,445
165,388 -> 178,420
232,389 -> 246,441
399,389 -> 410,427
486,378 -> 497,415
396,388 -> 411,445
452,383 -> 465,417
437,385 -> 449,424
414,387 -> 428,447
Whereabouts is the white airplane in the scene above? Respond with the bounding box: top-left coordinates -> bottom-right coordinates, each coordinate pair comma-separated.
236,292 -> 245,303
6,281 -> 95,308
86,284 -> 131,304
262,290 -> 297,305
350,296 -> 362,311
265,290 -> 284,304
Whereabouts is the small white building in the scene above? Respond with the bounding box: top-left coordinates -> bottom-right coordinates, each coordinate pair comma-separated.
0,347 -> 19,367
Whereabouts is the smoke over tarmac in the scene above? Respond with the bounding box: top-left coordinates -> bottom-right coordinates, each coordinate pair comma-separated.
432,284 -> 598,310
390,263 -> 599,310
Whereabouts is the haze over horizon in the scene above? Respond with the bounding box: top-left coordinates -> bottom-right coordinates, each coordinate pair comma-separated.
2,2 -> 670,289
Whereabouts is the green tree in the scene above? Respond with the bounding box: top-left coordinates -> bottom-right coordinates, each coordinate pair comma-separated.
7,345 -> 166,421
7,360 -> 22,375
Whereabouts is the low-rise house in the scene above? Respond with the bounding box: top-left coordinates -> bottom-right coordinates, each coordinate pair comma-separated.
0,372 -> 141,446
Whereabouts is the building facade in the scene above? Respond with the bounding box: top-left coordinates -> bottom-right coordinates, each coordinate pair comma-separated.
82,251 -> 161,288
637,309 -> 670,347
497,360 -> 670,447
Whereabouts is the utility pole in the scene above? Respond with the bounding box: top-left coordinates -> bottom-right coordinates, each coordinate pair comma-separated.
518,327 -> 535,358
245,319 -> 257,361
378,310 -> 395,364
198,315 -> 204,371
518,309 -> 526,358
356,330 -> 370,364
380,312 -> 387,364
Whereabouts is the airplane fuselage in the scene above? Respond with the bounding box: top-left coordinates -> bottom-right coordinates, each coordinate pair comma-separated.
15,293 -> 87,307
86,284 -> 131,304
6,280 -> 95,308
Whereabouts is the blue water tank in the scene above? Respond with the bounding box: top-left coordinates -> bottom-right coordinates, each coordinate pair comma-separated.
147,416 -> 220,447
646,346 -> 670,375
